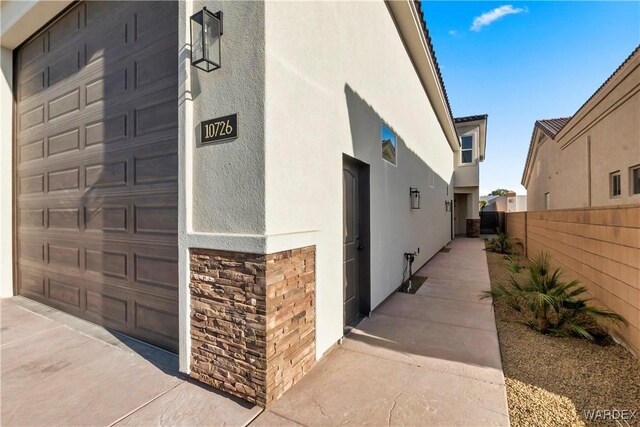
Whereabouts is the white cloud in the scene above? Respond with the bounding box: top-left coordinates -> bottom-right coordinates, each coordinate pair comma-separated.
449,30 -> 459,36
470,5 -> 526,32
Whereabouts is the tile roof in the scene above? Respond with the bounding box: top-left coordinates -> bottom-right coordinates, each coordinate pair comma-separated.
454,114 -> 488,124
414,1 -> 454,124
535,117 -> 571,138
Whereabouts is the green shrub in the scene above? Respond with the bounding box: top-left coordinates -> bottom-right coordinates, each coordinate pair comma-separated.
482,252 -> 628,340
486,231 -> 513,254
505,256 -> 522,274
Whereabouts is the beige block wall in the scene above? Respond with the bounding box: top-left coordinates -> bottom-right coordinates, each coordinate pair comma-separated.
506,207 -> 640,356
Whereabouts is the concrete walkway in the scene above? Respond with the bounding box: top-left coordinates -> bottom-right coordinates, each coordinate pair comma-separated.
0,297 -> 262,426
2,238 -> 508,426
253,238 -> 509,426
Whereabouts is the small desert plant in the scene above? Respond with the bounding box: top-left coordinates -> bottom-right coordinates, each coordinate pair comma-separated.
482,252 -> 628,340
505,256 -> 522,274
486,231 -> 513,254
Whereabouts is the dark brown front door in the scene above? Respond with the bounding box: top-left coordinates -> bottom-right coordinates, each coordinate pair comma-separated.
14,1 -> 179,351
343,157 -> 369,327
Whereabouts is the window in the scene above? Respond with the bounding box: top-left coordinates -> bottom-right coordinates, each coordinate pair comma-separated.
631,165 -> 640,195
544,192 -> 550,210
381,123 -> 397,165
610,171 -> 621,198
429,169 -> 435,188
460,135 -> 473,164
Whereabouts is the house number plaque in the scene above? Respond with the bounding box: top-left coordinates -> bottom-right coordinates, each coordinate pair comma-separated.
201,114 -> 238,144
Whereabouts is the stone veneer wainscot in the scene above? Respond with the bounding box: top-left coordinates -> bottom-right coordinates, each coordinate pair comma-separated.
189,246 -> 316,407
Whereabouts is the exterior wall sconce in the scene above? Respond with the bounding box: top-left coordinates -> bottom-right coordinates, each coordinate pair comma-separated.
190,7 -> 223,72
410,187 -> 421,209
445,200 -> 452,212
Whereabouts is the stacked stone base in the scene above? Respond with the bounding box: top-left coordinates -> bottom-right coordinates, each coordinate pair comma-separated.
466,218 -> 480,237
189,246 -> 315,407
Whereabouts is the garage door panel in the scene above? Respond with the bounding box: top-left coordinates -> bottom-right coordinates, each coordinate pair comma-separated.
19,139 -> 45,163
85,248 -> 128,280
134,152 -> 178,185
19,105 -> 45,131
85,160 -> 128,189
48,4 -> 83,52
19,71 -> 46,101
48,49 -> 81,87
16,1 -> 179,352
47,127 -> 80,157
86,69 -> 128,107
134,253 -> 178,290
49,279 -> 82,309
47,167 -> 80,192
134,298 -> 179,342
19,35 -> 46,69
47,207 -> 80,231
85,205 -> 129,233
133,1 -> 178,45
48,242 -> 80,269
85,289 -> 129,326
19,173 -> 44,195
18,270 -> 46,298
19,208 -> 45,230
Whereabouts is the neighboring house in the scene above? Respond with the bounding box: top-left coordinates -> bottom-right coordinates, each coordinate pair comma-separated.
481,193 -> 527,212
0,1 -> 474,407
522,46 -> 640,210
453,115 -> 488,237
480,195 -> 507,212
506,194 -> 527,212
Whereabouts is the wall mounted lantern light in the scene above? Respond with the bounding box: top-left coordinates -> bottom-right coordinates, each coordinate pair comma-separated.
410,187 -> 421,210
445,200 -> 452,212
190,7 -> 223,72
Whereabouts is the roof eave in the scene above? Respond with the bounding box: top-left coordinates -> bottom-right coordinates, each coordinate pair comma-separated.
386,0 -> 459,152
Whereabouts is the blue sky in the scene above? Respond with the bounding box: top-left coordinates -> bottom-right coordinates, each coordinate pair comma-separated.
421,1 -> 640,195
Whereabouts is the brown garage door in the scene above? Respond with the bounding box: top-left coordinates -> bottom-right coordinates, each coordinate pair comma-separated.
14,1 -> 179,352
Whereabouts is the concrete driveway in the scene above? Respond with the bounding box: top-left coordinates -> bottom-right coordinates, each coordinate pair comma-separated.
254,238 -> 510,426
0,297 -> 262,427
2,238 -> 508,426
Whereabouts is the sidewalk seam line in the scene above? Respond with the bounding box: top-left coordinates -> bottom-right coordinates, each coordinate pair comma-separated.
263,410 -> 311,427
0,325 -> 65,348
107,381 -> 183,427
409,292 -> 492,305
340,346 -> 506,387
373,310 -> 497,333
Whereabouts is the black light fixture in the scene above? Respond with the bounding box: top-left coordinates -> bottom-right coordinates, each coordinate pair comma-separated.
445,200 -> 452,212
410,187 -> 421,210
190,7 -> 223,72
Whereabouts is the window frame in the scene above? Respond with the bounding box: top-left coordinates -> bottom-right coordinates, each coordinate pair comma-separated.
460,135 -> 474,165
630,165 -> 640,196
610,171 -> 622,198
380,122 -> 397,166
544,192 -> 550,210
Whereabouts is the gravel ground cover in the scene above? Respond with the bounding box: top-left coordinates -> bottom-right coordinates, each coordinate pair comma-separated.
485,249 -> 640,427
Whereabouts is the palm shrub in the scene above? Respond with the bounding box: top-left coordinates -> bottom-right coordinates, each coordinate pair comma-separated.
505,256 -> 522,274
482,252 -> 628,340
486,231 -> 512,254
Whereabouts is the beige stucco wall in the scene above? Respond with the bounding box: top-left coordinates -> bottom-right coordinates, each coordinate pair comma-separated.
2,0 -> 458,369
0,47 -> 13,298
525,53 -> 640,211
264,1 -> 454,358
453,123 -> 480,188
507,207 -> 640,357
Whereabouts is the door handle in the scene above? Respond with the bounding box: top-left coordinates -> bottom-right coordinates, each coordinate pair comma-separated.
356,237 -> 364,251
